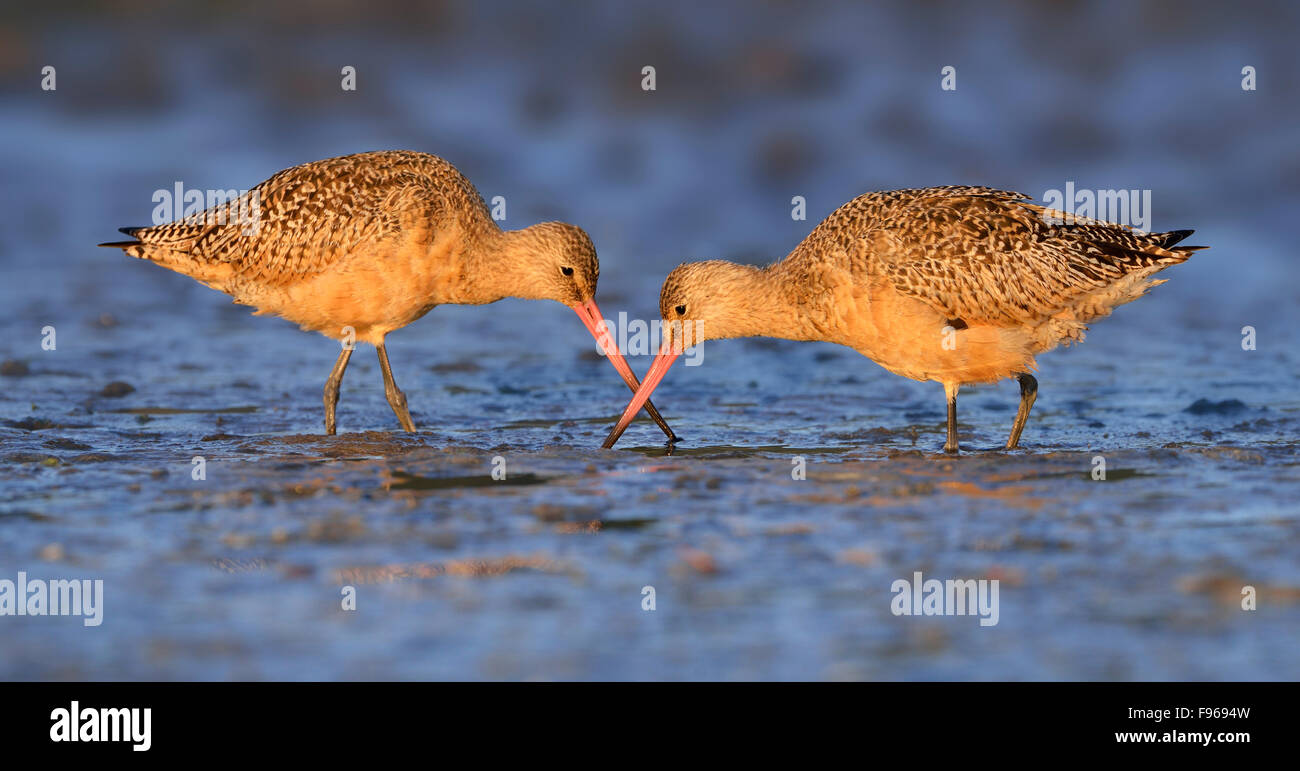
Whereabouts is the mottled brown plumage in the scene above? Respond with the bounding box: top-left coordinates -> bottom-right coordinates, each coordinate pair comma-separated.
101,150 -> 674,438
606,186 -> 1207,452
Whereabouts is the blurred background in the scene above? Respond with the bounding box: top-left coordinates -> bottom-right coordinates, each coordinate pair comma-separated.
0,1 -> 1297,680
3,0 -> 1297,313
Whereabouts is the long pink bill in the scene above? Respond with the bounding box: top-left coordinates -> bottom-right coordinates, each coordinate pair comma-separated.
601,339 -> 681,449
574,299 -> 679,442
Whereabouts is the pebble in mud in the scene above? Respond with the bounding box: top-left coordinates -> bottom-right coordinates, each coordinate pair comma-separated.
0,359 -> 29,376
532,504 -> 567,522
100,381 -> 135,397
5,417 -> 80,431
1184,398 -> 1249,415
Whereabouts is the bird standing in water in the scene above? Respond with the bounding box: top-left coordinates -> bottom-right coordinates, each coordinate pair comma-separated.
101,150 -> 676,439
602,186 -> 1204,452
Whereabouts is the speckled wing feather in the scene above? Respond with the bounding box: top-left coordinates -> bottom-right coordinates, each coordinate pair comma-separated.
116,151 -> 492,286
803,186 -> 1201,325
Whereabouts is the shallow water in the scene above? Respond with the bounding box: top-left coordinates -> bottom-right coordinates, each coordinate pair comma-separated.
1,1 -> 1298,679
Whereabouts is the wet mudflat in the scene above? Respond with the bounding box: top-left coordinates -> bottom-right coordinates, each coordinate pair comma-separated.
1,2 -> 1298,679
2,294 -> 1297,679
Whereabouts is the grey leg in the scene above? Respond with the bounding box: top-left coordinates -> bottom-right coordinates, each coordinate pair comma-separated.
1005,373 -> 1038,450
943,382 -> 960,454
324,346 -> 353,435
377,339 -> 415,432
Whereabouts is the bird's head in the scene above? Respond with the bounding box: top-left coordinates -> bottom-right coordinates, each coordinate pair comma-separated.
516,221 -> 599,306
655,259 -> 767,350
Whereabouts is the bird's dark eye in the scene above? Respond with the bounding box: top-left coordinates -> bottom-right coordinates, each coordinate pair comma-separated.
675,304 -> 686,315
561,266 -> 574,277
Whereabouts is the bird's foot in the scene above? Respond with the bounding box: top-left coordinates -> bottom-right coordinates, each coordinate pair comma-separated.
386,389 -> 416,432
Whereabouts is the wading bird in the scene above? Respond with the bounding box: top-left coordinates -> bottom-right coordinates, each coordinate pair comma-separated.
602,186 -> 1204,452
101,150 -> 676,438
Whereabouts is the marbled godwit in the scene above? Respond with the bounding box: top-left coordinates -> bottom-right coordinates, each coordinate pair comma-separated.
602,186 -> 1205,452
100,150 -> 677,438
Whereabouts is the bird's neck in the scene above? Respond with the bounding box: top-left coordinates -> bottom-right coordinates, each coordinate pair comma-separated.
708,262 -> 824,343
452,226 -> 547,305
495,224 -> 553,262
